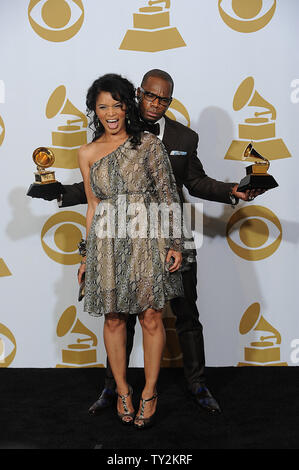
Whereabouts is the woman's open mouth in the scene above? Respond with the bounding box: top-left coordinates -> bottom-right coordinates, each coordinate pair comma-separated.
106,119 -> 119,130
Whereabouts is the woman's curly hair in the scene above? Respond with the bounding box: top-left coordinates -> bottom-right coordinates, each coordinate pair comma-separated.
86,73 -> 142,148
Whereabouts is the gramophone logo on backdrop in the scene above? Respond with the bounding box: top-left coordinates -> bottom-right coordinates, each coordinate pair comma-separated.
28,0 -> 84,42
218,0 -> 276,33
0,79 -> 5,146
238,303 -> 287,366
56,306 -> 104,368
226,205 -> 282,261
46,85 -> 87,169
161,303 -> 183,368
166,98 -> 190,128
0,258 -> 12,277
0,323 -> 17,368
41,211 -> 86,265
120,0 -> 186,52
0,115 -> 5,147
225,76 -> 291,162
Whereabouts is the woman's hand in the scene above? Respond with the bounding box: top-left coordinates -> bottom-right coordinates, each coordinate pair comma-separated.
166,249 -> 182,273
77,258 -> 86,285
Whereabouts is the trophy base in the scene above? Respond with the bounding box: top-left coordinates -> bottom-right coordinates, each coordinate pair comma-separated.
237,174 -> 278,192
27,182 -> 65,200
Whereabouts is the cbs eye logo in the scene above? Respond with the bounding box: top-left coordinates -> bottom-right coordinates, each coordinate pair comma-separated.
218,0 -> 276,33
226,205 -> 282,261
41,211 -> 86,265
0,324 -> 17,368
28,0 -> 84,42
166,98 -> 190,128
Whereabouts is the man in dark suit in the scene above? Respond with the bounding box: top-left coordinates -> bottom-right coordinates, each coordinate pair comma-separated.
30,69 -> 261,414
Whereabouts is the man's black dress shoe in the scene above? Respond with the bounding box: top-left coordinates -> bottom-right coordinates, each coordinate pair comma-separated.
88,388 -> 117,415
192,385 -> 222,414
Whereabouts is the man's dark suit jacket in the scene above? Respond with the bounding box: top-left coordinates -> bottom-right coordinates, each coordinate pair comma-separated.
60,116 -> 234,207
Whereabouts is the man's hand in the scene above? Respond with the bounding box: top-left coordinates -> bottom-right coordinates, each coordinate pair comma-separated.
166,249 -> 182,272
231,184 -> 266,202
27,181 -> 65,201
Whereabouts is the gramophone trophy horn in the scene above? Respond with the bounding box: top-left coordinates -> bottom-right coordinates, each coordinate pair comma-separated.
237,142 -> 279,192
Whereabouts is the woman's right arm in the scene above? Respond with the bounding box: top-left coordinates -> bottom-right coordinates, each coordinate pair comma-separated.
77,145 -> 100,283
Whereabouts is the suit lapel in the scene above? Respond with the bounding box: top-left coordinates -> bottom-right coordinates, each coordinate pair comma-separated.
162,116 -> 177,154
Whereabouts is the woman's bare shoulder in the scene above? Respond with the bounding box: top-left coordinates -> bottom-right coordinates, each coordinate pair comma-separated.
78,141 -> 99,163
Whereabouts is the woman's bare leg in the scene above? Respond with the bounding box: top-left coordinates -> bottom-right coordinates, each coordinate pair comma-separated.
137,308 -> 166,420
103,313 -> 134,420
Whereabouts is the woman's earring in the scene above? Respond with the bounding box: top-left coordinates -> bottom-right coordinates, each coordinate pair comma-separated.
126,113 -> 131,127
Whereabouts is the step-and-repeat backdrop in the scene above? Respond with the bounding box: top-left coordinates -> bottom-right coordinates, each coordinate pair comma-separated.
1,0 -> 298,368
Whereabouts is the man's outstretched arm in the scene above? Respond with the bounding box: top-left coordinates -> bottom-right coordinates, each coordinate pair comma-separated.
58,181 -> 87,207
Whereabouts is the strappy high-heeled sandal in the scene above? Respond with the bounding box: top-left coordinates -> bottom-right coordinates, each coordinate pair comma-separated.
134,392 -> 158,430
117,385 -> 135,425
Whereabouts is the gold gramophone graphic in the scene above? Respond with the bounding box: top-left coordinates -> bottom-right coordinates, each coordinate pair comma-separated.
166,98 -> 191,128
56,306 -> 104,368
225,76 -> 291,161
238,303 -> 288,366
120,0 -> 186,52
0,258 -> 11,277
0,338 -> 4,363
0,323 -> 17,368
46,85 -> 87,169
237,142 -> 278,191
161,303 -> 183,368
0,115 -> 5,146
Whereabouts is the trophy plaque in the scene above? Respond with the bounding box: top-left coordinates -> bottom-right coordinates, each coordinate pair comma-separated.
237,143 -> 279,192
27,147 -> 64,199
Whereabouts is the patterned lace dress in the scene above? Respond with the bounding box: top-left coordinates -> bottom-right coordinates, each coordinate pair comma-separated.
84,132 -> 185,317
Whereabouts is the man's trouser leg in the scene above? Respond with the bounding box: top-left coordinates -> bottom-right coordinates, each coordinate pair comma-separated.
170,263 -> 206,392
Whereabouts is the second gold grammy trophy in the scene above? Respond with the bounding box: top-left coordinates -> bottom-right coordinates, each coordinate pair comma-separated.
237,143 -> 278,191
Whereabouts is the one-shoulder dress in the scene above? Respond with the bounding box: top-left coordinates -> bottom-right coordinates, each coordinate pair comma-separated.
84,132 -> 185,317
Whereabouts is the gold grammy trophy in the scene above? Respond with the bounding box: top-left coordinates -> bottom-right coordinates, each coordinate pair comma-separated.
120,0 -> 186,52
238,303 -> 287,367
56,306 -> 104,368
237,142 -> 278,191
46,85 -> 87,169
225,77 -> 291,161
27,147 -> 61,198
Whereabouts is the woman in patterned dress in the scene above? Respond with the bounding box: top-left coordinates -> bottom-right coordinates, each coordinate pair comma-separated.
77,74 -> 184,429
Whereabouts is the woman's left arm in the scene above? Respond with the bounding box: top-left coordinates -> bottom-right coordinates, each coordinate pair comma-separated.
147,136 -> 183,272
